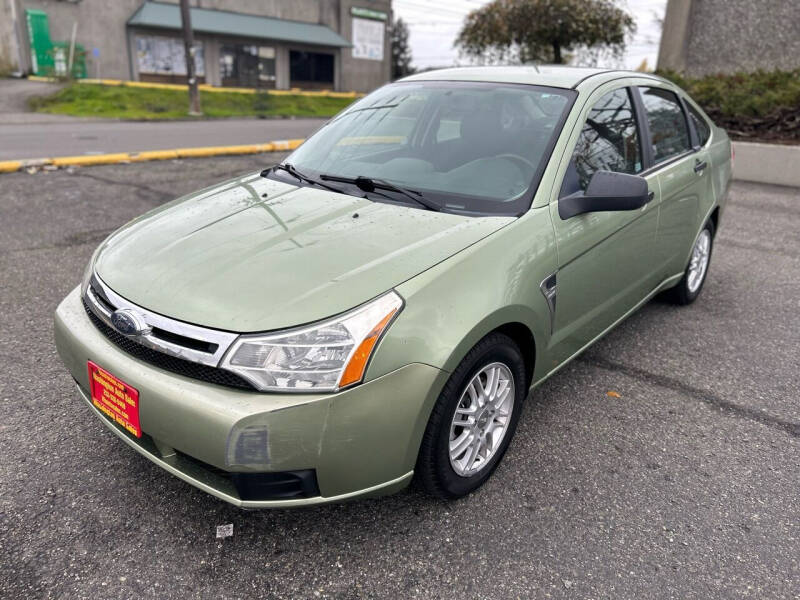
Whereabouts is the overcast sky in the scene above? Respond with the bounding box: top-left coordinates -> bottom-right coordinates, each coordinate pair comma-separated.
393,0 -> 668,71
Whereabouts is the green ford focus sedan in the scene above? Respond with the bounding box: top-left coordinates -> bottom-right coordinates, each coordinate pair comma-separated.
55,66 -> 732,507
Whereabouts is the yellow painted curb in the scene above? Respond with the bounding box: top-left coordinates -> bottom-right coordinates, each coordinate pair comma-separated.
0,139 -> 306,173
76,78 -> 363,98
27,75 -> 58,83
28,76 -> 363,97
52,153 -> 131,167
128,149 -> 179,162
0,161 -> 24,173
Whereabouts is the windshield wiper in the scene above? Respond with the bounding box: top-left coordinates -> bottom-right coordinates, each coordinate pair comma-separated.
266,163 -> 347,195
320,174 -> 441,212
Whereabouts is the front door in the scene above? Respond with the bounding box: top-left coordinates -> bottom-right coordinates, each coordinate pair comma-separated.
547,85 -> 660,366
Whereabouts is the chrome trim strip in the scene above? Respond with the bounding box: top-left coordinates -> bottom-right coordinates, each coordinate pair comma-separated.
84,273 -> 238,367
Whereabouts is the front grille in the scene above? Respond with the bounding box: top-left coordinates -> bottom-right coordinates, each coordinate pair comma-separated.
83,298 -> 256,391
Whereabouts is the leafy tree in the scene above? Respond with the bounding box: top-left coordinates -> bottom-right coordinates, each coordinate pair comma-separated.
456,0 -> 635,65
391,17 -> 415,79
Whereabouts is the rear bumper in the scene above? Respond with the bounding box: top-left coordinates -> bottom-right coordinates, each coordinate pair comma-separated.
55,286 -> 447,508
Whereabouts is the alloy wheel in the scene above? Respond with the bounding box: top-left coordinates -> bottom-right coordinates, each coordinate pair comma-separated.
448,362 -> 515,477
687,229 -> 711,293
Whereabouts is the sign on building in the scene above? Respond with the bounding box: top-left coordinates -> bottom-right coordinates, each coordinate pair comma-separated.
136,35 -> 204,76
351,7 -> 387,62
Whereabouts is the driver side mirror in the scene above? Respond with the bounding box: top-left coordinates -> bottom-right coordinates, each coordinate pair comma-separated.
559,170 -> 651,220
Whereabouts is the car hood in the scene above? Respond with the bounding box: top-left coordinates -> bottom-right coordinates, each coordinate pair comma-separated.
95,171 -> 513,332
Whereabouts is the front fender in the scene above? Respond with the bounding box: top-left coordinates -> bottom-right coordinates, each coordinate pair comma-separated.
367,208 -> 557,386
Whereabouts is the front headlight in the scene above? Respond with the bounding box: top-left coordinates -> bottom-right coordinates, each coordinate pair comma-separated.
220,291 -> 403,392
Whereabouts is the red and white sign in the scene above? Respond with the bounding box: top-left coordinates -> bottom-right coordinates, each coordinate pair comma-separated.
87,361 -> 141,438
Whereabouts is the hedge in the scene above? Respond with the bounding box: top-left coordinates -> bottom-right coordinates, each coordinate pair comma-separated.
657,69 -> 800,144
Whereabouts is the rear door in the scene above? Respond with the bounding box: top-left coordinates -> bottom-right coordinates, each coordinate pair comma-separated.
547,84 -> 660,365
635,85 -> 711,278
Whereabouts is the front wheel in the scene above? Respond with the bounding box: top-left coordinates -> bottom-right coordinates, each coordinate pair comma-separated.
416,333 -> 526,499
668,220 -> 715,305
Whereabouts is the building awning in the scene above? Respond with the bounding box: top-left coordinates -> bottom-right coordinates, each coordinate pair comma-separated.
128,1 -> 352,48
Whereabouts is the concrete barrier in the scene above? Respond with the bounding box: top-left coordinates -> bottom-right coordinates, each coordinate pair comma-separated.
732,142 -> 800,188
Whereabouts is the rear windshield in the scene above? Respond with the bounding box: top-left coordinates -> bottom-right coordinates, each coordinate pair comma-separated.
274,80 -> 575,216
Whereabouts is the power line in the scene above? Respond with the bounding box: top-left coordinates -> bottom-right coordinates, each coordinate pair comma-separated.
393,1 -> 475,16
432,0 -> 489,7
402,20 -> 464,25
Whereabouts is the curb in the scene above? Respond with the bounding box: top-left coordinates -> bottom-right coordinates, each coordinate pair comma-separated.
0,139 -> 305,174
26,76 -> 363,99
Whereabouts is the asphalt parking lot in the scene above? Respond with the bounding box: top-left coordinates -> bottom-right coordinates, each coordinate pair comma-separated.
1,156 -> 798,599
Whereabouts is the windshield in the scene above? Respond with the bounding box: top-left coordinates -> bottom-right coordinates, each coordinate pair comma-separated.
273,81 -> 575,216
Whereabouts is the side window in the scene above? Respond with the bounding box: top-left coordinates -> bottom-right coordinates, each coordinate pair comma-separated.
639,87 -> 691,164
568,88 -> 642,192
687,103 -> 711,146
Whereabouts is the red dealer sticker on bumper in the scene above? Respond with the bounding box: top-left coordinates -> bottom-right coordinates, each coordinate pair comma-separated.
87,361 -> 141,438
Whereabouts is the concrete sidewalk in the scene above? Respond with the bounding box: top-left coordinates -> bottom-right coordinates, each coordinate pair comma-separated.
0,77 -> 84,125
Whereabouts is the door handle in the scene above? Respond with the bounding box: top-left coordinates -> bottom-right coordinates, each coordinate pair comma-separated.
694,160 -> 708,174
647,191 -> 655,202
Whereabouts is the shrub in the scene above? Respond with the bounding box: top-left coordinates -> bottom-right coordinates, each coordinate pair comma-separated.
657,69 -> 800,143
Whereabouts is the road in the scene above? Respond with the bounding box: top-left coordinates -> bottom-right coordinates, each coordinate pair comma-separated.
0,78 -> 325,160
1,156 -> 798,599
0,118 -> 326,161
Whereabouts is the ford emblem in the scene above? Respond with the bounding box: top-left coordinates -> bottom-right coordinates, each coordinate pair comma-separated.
110,309 -> 150,337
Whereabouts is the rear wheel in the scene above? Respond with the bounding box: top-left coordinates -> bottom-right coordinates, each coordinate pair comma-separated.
668,220 -> 714,305
416,333 -> 526,499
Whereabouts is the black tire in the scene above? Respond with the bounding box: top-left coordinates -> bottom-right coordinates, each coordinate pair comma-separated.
416,332 -> 526,500
667,220 -> 715,305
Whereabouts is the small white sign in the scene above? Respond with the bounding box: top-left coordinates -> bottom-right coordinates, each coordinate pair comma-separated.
352,17 -> 385,61
216,523 -> 233,539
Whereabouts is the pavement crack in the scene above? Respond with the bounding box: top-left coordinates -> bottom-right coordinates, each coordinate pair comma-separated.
727,199 -> 800,217
578,355 -> 800,438
68,171 -> 172,203
717,237 -> 799,259
1,228 -> 115,255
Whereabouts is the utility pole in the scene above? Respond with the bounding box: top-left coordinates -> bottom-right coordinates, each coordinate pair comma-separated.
179,0 -> 202,116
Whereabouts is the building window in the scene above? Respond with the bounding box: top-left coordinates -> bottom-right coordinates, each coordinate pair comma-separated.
220,45 -> 276,88
290,51 -> 334,89
135,35 -> 204,83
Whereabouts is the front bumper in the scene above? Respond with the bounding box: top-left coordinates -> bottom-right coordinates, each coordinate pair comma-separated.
55,286 -> 448,508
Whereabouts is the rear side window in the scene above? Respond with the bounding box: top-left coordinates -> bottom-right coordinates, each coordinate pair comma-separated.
687,103 -> 711,146
639,87 -> 691,164
568,88 -> 642,191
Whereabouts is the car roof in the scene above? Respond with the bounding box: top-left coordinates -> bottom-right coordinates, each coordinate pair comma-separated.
400,65 -> 665,91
